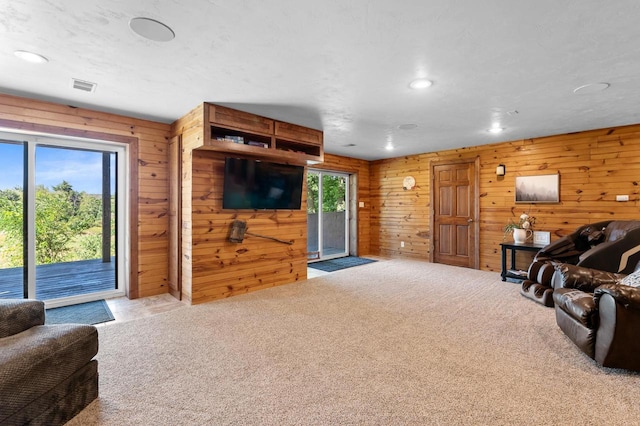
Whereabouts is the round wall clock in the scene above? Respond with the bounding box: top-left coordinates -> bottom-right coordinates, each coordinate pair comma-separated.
403,175 -> 416,190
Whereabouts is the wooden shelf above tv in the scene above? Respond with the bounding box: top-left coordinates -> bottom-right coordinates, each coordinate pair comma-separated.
190,103 -> 323,165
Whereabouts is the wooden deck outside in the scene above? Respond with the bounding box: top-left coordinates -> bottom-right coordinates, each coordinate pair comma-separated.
0,258 -> 116,300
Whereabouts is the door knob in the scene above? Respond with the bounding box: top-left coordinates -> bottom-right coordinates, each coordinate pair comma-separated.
467,218 -> 474,223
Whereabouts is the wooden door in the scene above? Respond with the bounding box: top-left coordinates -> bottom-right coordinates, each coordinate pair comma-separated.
168,135 -> 182,299
432,159 -> 479,268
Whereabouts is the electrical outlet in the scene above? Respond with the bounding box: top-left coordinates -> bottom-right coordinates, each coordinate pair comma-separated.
400,241 -> 405,248
616,195 -> 629,202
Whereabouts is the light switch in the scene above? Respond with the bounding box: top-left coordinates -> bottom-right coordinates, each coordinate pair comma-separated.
359,201 -> 365,208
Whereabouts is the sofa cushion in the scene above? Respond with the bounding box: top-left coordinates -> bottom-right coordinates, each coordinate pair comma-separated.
0,299 -> 45,339
603,220 -> 640,242
0,324 -> 98,421
621,269 -> 640,288
553,288 -> 598,329
555,263 -> 622,292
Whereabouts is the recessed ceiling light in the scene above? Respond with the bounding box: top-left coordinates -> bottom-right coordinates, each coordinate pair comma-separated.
385,143 -> 394,151
129,17 -> 175,42
573,83 -> 610,94
398,123 -> 418,130
14,50 -> 48,64
487,122 -> 505,134
409,78 -> 433,90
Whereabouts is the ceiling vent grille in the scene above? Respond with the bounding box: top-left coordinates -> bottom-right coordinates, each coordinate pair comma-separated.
71,78 -> 97,93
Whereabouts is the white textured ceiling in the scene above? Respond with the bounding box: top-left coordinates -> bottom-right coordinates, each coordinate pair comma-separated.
2,1 -> 640,160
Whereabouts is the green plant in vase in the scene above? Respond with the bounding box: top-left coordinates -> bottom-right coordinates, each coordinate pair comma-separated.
504,213 -> 536,243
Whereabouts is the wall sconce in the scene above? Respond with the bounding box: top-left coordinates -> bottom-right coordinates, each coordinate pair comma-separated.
496,164 -> 506,177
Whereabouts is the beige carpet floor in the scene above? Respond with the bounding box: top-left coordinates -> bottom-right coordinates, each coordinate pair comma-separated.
69,259 -> 640,425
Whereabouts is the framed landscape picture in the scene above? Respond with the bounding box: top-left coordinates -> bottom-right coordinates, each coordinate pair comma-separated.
515,174 -> 560,203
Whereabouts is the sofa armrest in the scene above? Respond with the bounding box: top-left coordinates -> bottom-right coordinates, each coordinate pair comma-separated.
593,283 -> 640,370
0,299 -> 45,338
578,226 -> 640,274
534,221 -> 612,264
578,240 -> 617,268
594,284 -> 640,310
553,288 -> 598,328
553,263 -> 624,292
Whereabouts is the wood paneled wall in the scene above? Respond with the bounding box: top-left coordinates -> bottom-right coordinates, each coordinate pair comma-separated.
371,124 -> 640,272
314,153 -> 371,255
10,92 -> 640,301
186,151 -> 308,304
172,104 -> 312,304
0,93 -> 171,298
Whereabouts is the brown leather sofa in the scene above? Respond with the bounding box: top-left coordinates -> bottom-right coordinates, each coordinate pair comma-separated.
552,263 -> 640,371
0,299 -> 99,425
521,220 -> 640,306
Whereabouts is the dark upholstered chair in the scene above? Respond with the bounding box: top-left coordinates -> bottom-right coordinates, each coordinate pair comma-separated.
0,299 -> 98,425
552,263 -> 640,371
521,220 -> 640,306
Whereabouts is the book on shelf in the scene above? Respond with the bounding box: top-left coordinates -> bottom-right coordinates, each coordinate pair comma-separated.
247,141 -> 268,148
508,269 -> 528,277
216,135 -> 244,143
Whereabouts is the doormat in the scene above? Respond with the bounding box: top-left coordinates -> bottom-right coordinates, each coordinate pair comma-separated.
45,300 -> 115,325
308,256 -> 377,273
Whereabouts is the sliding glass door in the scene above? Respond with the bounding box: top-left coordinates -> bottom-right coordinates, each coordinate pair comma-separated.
0,141 -> 25,298
0,132 -> 127,307
307,170 -> 349,261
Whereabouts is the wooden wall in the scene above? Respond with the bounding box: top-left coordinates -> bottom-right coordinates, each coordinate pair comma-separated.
371,124 -> 640,272
10,92 -> 640,302
172,104 -> 313,304
180,153 -> 372,304
168,107 -> 372,305
185,151 -> 308,304
0,93 -> 171,298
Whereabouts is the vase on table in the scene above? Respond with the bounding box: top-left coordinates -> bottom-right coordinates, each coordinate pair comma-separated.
513,228 -> 532,243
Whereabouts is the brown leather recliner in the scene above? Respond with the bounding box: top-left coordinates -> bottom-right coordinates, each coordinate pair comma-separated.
552,263 -> 640,371
521,220 -> 640,306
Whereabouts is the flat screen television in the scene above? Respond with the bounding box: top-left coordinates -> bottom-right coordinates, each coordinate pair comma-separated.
222,157 -> 304,210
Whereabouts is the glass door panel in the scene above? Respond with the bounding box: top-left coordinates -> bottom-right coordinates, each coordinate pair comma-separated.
306,171 -> 320,258
307,170 -> 349,261
0,141 -> 26,298
34,145 -> 117,300
321,174 -> 347,258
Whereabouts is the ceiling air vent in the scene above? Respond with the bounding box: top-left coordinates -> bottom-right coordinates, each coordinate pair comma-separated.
71,78 -> 97,93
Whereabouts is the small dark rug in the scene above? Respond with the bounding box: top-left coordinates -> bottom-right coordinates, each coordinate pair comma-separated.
46,300 -> 115,325
308,256 -> 377,272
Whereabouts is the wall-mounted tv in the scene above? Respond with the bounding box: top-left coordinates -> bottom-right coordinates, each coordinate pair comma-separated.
222,157 -> 304,210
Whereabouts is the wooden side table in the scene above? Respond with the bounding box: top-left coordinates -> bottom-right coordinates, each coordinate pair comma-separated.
500,242 -> 546,281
